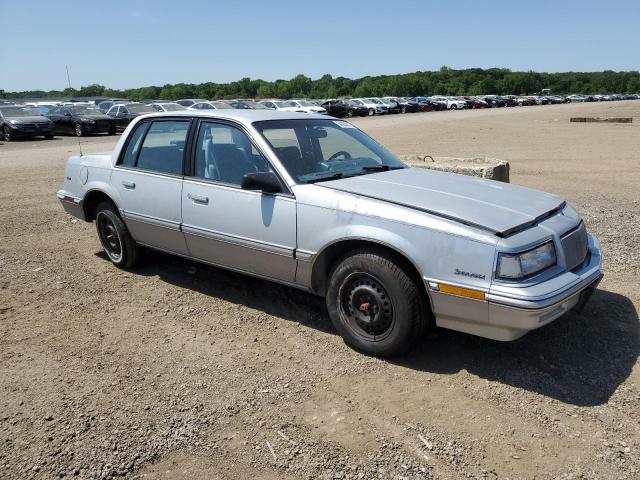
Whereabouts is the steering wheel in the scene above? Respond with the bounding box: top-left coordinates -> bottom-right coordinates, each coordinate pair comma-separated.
327,151 -> 352,162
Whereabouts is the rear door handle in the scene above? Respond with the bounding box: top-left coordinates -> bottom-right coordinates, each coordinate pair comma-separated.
122,181 -> 136,189
188,194 -> 209,205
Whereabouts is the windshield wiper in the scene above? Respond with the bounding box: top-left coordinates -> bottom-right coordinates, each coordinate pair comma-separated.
306,172 -> 344,183
361,165 -> 404,172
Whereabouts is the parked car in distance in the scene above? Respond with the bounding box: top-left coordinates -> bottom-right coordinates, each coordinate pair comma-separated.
56,110 -> 603,357
187,101 -> 233,110
351,98 -> 388,116
430,96 -> 467,110
98,99 -> 130,113
175,99 -> 208,108
286,100 -> 327,114
47,105 -> 116,136
149,102 -> 186,112
226,100 -> 270,110
106,103 -> 157,131
383,97 -> 420,113
0,106 -> 55,141
259,100 -> 306,113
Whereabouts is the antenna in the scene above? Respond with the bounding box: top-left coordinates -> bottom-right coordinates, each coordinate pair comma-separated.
66,65 -> 83,157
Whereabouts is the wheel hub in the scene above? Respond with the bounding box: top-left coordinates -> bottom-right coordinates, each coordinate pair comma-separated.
341,275 -> 394,338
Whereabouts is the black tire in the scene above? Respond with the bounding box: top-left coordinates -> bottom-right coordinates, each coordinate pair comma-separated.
451,104 -> 458,110
368,108 -> 375,116
326,248 -> 428,357
3,126 -> 12,141
95,201 -> 140,268
347,109 -> 354,118
401,106 -> 407,114
45,135 -> 54,140
75,122 -> 85,137
108,125 -> 116,135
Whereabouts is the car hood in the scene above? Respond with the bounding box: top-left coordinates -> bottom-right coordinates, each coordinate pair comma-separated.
318,167 -> 565,236
7,116 -> 51,123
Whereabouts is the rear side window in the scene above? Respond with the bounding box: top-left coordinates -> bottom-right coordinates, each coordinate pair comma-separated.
136,121 -> 190,175
120,121 -> 150,167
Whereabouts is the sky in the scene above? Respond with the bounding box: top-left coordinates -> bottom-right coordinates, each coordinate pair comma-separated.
1,0 -> 639,92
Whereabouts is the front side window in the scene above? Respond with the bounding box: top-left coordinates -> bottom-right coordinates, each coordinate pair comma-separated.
193,121 -> 271,185
135,120 -> 190,174
255,119 -> 405,184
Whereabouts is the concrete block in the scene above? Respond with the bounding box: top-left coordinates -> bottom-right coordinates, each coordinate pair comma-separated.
398,155 -> 510,183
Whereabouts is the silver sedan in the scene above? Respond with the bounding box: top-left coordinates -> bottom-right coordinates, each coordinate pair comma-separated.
57,110 -> 602,357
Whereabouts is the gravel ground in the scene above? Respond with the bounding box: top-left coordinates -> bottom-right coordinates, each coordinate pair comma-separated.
0,101 -> 638,480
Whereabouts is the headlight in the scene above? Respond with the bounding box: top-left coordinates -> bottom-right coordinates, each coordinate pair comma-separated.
9,119 -> 19,125
496,241 -> 556,280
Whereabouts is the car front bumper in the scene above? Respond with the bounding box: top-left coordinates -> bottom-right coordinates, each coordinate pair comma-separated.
6,124 -> 54,137
427,234 -> 603,341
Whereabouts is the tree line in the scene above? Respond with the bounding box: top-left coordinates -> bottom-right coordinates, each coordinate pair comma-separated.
3,67 -> 640,101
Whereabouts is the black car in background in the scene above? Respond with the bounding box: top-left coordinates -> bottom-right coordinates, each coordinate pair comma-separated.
47,105 -> 116,137
106,103 -> 156,131
0,106 -> 54,141
321,99 -> 369,118
321,99 -> 348,117
389,97 -> 421,113
483,96 -> 507,108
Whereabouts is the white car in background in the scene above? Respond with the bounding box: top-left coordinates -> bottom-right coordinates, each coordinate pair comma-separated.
149,102 -> 186,112
430,96 -> 467,110
351,98 -> 388,116
287,100 -> 327,114
259,100 -> 306,113
187,101 -> 233,110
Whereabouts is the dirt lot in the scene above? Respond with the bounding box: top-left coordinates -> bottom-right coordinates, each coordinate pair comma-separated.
1,101 -> 638,480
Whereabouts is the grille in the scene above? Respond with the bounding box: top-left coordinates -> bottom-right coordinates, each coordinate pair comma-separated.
561,222 -> 588,271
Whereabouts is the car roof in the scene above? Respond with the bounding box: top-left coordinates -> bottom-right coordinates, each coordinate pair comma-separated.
134,109 -> 329,127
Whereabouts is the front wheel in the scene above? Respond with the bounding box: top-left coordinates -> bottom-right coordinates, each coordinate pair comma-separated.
451,104 -> 458,110
95,201 -> 140,268
3,126 -> 12,141
75,122 -> 85,137
45,134 -> 54,140
326,249 -> 428,357
368,108 -> 375,116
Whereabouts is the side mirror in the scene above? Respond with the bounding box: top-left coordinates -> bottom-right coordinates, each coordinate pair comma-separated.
64,112 -> 72,117
241,171 -> 282,193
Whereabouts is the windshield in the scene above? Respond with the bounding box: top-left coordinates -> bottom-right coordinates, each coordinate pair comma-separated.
212,101 -> 232,109
254,119 -> 406,184
366,98 -> 382,104
276,101 -> 295,108
0,107 -> 34,117
298,101 -> 315,107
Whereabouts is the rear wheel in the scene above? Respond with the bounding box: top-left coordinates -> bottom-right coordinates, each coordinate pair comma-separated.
347,109 -> 354,118
326,249 -> 428,357
45,134 -> 54,140
75,122 -> 85,137
368,108 -> 375,116
401,106 -> 407,114
95,201 -> 140,268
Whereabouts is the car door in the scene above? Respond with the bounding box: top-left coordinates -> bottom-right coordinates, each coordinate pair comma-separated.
60,108 -> 74,134
181,120 -> 297,283
111,118 -> 192,255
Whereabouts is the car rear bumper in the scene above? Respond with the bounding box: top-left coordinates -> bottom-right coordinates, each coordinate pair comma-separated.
57,191 -> 85,220
427,234 -> 603,341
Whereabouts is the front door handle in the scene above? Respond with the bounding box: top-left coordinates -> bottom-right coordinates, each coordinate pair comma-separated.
188,194 -> 209,205
122,181 -> 136,189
